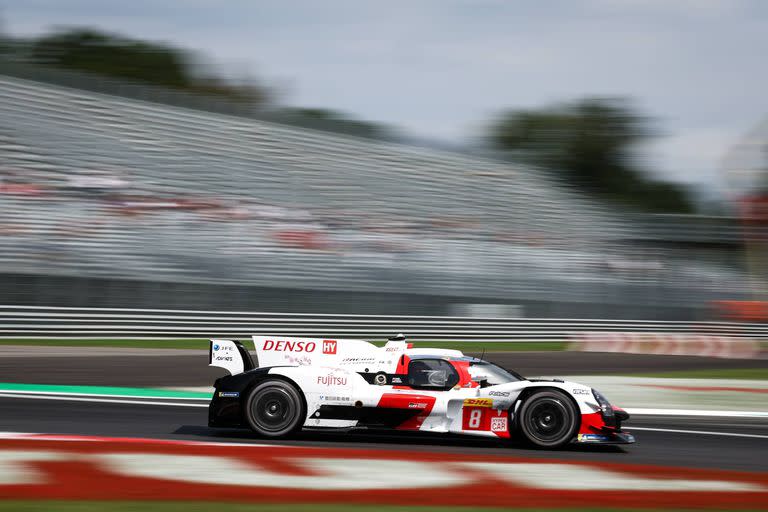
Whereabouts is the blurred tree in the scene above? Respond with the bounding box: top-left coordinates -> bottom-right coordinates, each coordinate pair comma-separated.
490,98 -> 693,213
2,26 -> 396,136
30,29 -> 190,86
27,28 -> 267,104
279,107 -> 393,139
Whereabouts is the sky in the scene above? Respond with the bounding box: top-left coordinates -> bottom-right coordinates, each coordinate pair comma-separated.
2,0 -> 767,195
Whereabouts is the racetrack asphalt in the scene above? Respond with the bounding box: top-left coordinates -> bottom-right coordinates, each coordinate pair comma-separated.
3,347 -> 766,474
1,396 -> 766,472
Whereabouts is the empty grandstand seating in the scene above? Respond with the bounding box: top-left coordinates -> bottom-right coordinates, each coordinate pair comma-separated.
0,74 -> 752,309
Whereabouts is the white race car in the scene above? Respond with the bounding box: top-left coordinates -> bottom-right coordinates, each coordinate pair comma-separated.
208,335 -> 634,449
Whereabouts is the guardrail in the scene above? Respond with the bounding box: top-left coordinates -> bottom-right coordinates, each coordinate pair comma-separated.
2,305 -> 767,342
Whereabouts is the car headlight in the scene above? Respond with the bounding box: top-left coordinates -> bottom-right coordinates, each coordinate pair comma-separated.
592,388 -> 614,420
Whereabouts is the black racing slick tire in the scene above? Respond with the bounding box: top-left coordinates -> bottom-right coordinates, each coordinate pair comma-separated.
245,380 -> 305,438
518,390 -> 579,449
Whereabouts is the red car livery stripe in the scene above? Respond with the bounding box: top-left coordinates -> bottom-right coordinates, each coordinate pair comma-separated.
452,360 -> 480,388
376,393 -> 437,430
579,411 -> 608,434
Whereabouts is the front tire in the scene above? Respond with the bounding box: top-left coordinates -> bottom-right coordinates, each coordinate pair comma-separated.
518,390 -> 579,449
245,380 -> 305,438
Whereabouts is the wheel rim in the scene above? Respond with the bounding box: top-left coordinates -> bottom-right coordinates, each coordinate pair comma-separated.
251,387 -> 296,433
525,397 -> 571,443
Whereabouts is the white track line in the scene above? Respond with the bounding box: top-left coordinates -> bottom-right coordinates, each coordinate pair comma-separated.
0,393 -> 207,408
626,408 -> 768,418
0,431 -> 276,448
629,426 -> 768,439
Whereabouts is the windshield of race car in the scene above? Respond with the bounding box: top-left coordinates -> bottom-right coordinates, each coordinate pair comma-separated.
467,360 -> 522,385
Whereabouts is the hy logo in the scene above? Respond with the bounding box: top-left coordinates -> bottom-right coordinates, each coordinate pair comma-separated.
322,340 -> 337,355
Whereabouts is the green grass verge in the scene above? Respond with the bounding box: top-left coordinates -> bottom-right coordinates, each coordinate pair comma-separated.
406,341 -> 567,352
632,368 -> 768,380
0,338 -> 567,352
0,504 -> 750,512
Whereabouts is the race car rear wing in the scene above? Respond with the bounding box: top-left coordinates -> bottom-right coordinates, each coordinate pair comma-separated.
252,335 -> 408,371
209,339 -> 254,376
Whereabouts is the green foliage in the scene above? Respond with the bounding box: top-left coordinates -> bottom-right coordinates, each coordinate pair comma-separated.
12,27 -> 400,132
279,107 -> 392,139
30,28 -> 189,87
490,98 -> 694,213
25,27 -> 267,104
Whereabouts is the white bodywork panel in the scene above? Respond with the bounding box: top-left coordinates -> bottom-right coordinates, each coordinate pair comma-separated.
208,339 -> 245,376
252,335 -> 407,373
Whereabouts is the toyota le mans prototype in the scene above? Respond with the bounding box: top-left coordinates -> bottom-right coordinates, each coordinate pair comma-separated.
208,335 -> 634,449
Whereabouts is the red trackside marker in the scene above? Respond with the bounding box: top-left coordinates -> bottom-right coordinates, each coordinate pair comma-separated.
0,435 -> 765,509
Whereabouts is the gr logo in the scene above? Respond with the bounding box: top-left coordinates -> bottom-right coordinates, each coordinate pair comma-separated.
322,340 -> 337,355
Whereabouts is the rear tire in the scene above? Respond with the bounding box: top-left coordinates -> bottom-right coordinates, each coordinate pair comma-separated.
518,390 -> 579,449
245,380 -> 305,438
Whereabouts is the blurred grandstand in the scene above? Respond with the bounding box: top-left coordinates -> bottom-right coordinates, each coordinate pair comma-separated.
0,62 -> 758,318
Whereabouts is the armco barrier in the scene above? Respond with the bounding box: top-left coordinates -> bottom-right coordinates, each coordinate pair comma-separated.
1,305 -> 767,343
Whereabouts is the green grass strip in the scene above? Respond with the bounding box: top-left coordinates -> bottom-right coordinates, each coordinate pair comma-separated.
631,368 -> 768,380
409,341 -> 567,352
0,382 -> 211,399
0,338 -> 567,352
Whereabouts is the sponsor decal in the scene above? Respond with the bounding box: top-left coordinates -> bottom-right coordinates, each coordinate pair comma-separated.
490,416 -> 508,432
462,407 -> 489,430
263,340 -> 316,353
462,398 -> 493,408
577,433 -> 610,442
319,395 -> 351,402
340,357 -> 376,364
572,388 -> 591,395
218,391 -> 239,398
322,340 -> 338,355
285,355 -> 312,366
408,402 -> 428,408
391,376 -> 403,384
317,375 -> 348,386
488,391 -> 510,397
211,343 -> 235,362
